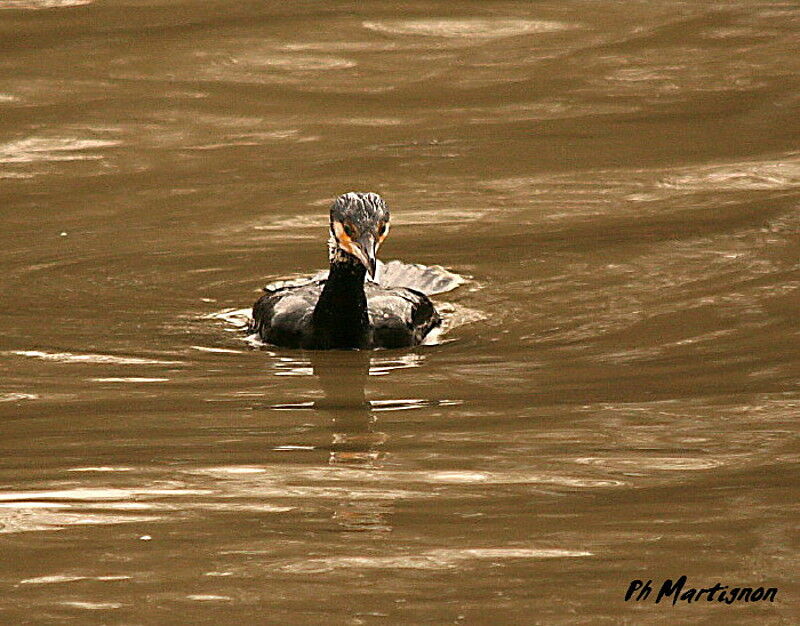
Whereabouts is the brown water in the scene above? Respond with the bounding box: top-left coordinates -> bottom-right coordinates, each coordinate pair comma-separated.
1,1 -> 799,623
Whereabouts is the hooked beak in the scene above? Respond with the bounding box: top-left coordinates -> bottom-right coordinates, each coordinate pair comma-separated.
350,232 -> 378,280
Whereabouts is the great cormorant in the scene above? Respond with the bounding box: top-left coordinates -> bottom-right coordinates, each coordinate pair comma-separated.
249,192 -> 453,349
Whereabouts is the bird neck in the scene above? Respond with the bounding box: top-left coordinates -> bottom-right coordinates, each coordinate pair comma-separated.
312,251 -> 370,349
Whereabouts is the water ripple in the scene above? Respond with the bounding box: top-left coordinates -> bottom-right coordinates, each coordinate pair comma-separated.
363,19 -> 573,39
6,350 -> 183,366
282,546 -> 592,573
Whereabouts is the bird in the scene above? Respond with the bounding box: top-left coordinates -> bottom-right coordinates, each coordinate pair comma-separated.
249,192 -> 459,350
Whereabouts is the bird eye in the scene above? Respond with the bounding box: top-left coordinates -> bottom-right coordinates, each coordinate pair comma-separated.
343,224 -> 355,238
378,223 -> 386,235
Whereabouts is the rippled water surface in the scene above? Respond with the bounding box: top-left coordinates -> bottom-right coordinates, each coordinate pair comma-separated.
1,0 -> 799,623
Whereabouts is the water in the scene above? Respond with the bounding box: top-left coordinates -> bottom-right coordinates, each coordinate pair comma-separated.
1,1 -> 798,622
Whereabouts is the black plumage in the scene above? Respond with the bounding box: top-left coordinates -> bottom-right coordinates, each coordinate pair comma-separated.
249,192 -> 454,350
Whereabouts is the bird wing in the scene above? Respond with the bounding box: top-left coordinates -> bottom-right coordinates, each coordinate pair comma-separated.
271,261 -> 464,297
250,282 -> 322,345
366,285 -> 441,347
377,260 -> 465,296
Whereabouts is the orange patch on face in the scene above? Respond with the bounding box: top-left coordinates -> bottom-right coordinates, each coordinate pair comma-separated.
332,221 -> 355,254
378,222 -> 390,245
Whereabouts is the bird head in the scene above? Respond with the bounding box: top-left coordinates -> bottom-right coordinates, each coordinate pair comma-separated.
328,192 -> 390,280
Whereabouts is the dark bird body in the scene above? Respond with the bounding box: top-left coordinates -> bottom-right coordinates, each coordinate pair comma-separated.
249,193 -> 458,350
251,258 -> 440,349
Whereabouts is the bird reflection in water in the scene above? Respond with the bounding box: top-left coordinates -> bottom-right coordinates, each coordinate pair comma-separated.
265,348 -> 428,531
310,350 -> 387,468
310,350 -> 394,531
